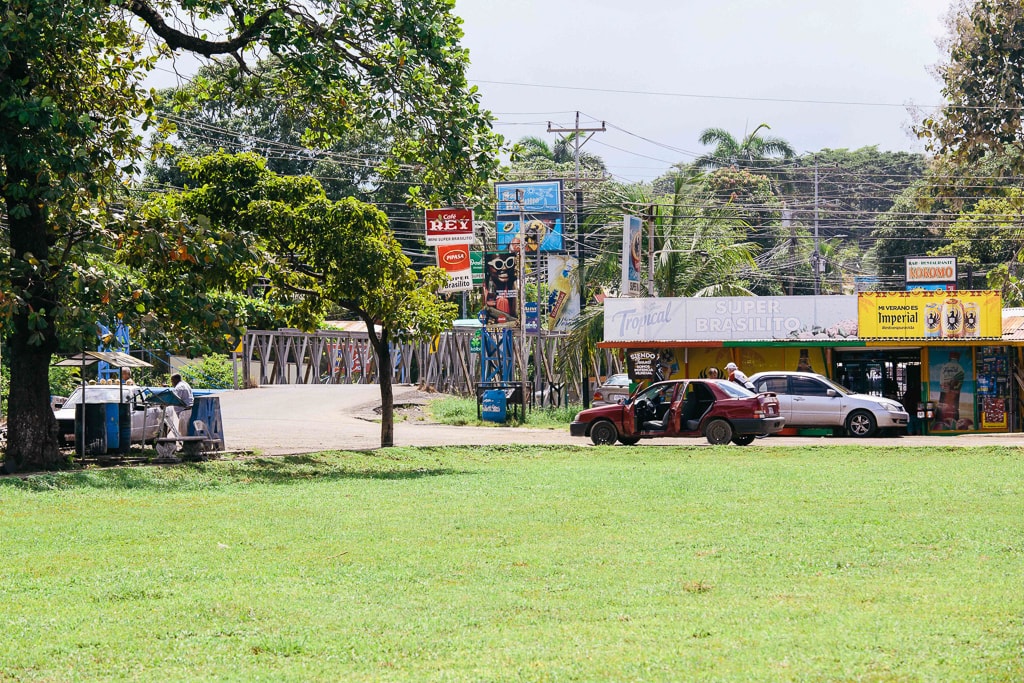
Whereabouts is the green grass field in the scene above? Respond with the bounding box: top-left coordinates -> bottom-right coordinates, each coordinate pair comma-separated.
2,445 -> 1023,681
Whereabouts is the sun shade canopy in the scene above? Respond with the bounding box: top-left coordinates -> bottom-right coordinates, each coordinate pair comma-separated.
52,351 -> 153,368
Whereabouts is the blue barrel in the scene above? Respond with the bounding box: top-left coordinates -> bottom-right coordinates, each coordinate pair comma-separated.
104,403 -> 120,451
481,389 -> 507,423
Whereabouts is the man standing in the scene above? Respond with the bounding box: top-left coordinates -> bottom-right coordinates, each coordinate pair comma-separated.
171,373 -> 194,435
725,362 -> 755,391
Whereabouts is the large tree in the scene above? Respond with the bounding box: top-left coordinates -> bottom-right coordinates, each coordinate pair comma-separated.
917,0 -> 1024,178
1,0 -> 501,472
127,153 -> 456,447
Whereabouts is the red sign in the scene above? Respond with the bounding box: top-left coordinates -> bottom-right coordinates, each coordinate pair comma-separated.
425,208 -> 474,245
436,244 -> 473,292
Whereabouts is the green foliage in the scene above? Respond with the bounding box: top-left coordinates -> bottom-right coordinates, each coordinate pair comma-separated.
917,0 -> 1024,178
1,447 -> 1023,679
2,0 -> 502,467
693,123 -> 795,175
47,367 -> 81,398
179,354 -> 234,390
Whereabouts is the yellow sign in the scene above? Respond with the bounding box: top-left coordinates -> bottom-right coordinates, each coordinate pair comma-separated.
858,291 -> 1001,339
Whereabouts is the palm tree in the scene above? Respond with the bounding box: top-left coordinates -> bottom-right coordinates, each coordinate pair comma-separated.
555,175 -> 759,385
693,123 -> 795,172
512,135 -> 606,172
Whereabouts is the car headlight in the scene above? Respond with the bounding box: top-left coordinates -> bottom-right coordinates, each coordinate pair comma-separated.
880,401 -> 904,413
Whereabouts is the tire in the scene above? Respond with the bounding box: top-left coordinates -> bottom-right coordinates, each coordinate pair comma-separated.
846,410 -> 878,438
617,436 -> 641,446
731,434 -> 756,446
704,419 -> 734,445
590,420 -> 619,446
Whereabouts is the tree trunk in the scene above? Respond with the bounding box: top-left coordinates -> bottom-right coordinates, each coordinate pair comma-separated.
376,343 -> 394,448
4,174 -> 63,472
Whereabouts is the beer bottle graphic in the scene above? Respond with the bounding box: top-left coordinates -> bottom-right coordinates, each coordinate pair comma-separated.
941,297 -> 964,338
938,352 -> 965,427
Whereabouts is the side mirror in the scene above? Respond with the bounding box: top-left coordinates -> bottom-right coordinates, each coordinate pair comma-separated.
826,389 -> 838,397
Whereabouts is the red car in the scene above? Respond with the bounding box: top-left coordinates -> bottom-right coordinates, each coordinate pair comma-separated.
570,379 -> 785,446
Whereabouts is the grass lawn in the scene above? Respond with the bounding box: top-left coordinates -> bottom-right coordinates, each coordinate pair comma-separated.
2,445 -> 1023,681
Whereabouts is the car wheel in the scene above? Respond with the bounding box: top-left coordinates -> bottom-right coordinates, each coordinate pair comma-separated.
590,420 -> 618,446
731,434 -> 756,446
846,410 -> 878,438
704,419 -> 733,445
617,436 -> 641,446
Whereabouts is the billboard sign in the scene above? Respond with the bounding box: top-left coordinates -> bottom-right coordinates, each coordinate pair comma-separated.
495,216 -> 564,253
436,244 -> 473,292
495,180 -> 563,214
621,215 -> 643,296
481,251 -> 518,323
470,250 -> 484,285
546,255 -> 579,332
857,290 -> 1001,339
425,208 -> 474,245
604,296 -> 859,342
905,256 -> 956,288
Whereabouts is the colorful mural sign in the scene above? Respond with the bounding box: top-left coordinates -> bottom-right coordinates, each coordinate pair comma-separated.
857,290 -> 1001,339
928,346 -> 975,432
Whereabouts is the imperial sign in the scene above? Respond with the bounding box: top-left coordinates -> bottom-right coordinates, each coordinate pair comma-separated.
425,208 -> 474,245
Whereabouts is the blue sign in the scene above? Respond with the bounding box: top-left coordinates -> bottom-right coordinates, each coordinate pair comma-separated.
481,389 -> 508,423
496,216 -> 564,253
525,301 -> 539,335
495,180 -> 563,214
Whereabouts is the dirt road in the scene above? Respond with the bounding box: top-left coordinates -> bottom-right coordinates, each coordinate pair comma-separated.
217,384 -> 1024,455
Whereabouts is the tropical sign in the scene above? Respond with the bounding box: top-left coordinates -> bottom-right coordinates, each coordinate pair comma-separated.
857,290 -> 1001,340
604,296 -> 858,342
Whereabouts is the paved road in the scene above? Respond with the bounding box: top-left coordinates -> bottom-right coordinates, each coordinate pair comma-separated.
217,384 -> 1024,454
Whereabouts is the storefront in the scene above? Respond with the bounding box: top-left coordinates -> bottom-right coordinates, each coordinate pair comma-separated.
599,291 -> 1020,434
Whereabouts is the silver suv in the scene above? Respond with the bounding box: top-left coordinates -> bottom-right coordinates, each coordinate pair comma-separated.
747,371 -> 909,437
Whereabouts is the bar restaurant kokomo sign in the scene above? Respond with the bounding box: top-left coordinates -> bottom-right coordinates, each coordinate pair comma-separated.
858,290 -> 1002,340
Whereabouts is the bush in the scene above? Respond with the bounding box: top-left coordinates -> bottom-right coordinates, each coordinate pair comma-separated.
49,366 -> 81,398
179,354 -> 235,390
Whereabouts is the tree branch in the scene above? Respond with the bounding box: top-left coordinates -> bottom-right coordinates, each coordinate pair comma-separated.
124,0 -> 277,57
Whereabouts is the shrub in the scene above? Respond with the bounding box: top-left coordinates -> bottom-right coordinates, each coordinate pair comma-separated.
179,354 -> 234,390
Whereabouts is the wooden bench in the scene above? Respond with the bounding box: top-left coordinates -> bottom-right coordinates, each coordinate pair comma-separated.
153,420 -> 220,462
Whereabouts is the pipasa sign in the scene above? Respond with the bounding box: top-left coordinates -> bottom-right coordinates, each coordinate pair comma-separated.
425,208 -> 474,245
436,244 -> 473,292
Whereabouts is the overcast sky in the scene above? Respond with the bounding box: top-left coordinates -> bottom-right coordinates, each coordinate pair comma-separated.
454,0 -> 951,183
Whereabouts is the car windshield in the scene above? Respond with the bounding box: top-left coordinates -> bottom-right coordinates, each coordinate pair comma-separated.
62,386 -> 143,406
812,374 -> 854,395
715,380 -> 756,398
605,374 -> 630,387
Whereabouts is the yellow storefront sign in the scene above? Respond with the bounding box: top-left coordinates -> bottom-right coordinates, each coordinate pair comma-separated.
858,291 -> 1001,340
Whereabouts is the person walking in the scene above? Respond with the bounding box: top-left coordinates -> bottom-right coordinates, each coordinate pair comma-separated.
725,362 -> 755,390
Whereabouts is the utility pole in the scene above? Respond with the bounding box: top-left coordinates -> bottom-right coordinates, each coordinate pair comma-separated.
548,112 -> 605,408
813,156 -> 821,296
